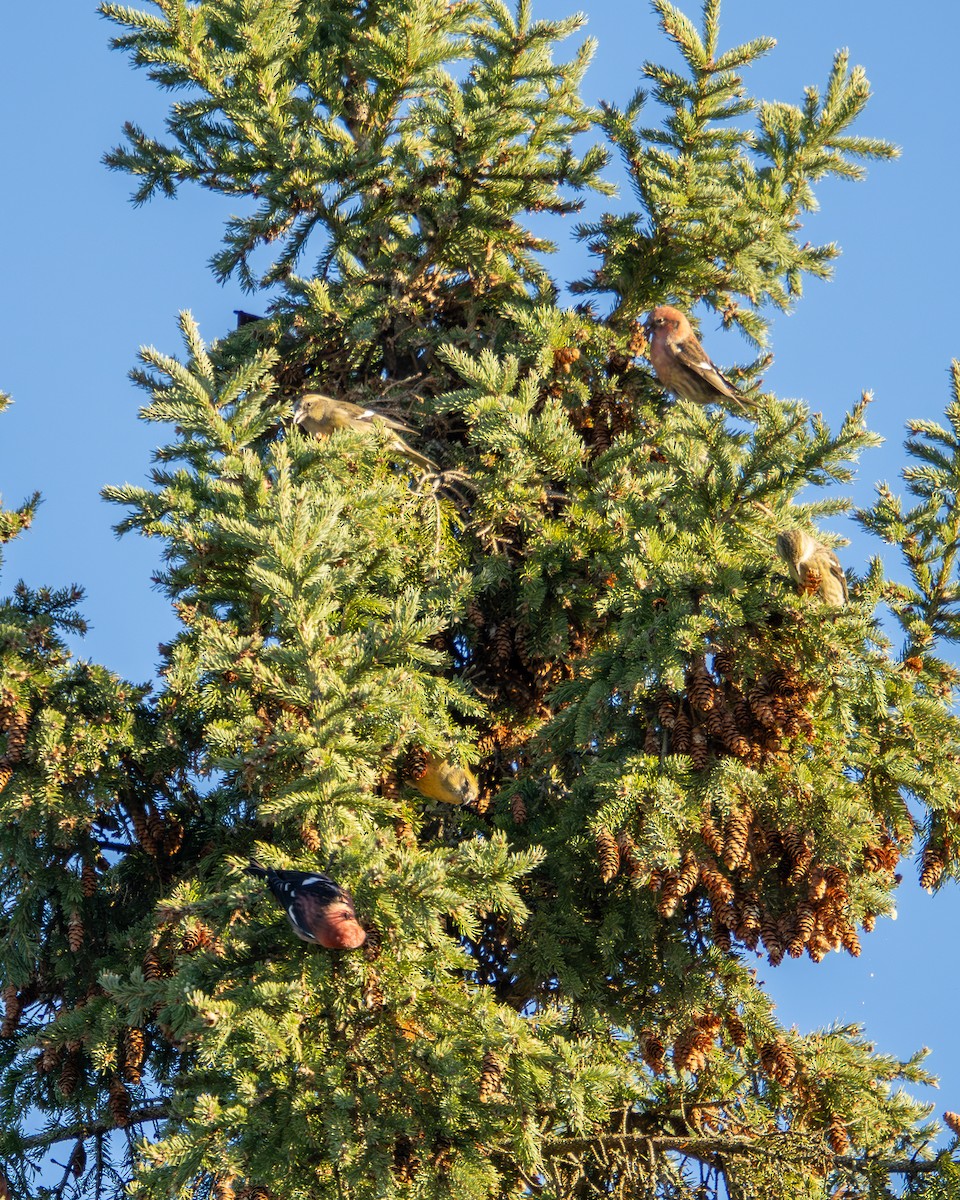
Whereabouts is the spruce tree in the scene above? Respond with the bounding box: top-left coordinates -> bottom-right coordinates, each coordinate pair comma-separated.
2,2 -> 960,1198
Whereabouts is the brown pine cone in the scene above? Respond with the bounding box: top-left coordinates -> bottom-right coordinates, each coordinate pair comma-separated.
712,648 -> 735,678
920,845 -> 946,892
639,1029 -> 665,1074
839,924 -> 861,957
402,745 -> 429,782
163,816 -> 184,856
700,809 -> 724,858
1,986 -> 22,1039
142,948 -> 163,981
690,726 -> 710,770
673,1027 -> 708,1075
123,1028 -> 145,1084
688,671 -> 717,713
783,825 -> 813,881
127,801 -> 158,856
722,808 -> 751,871
712,920 -> 732,952
760,1039 -> 797,1087
67,911 -> 84,953
675,851 -> 700,897
657,695 -> 677,730
616,831 -> 644,879
108,1076 -> 131,1128
80,860 -> 98,898
596,829 -> 621,883
491,623 -> 514,664
672,709 -> 692,755
147,813 -> 167,852
725,1011 -> 748,1048
478,1051 -> 503,1102
827,1113 -> 850,1155
213,1176 -> 236,1200
59,1049 -> 82,1098
656,873 -> 681,918
699,858 -> 733,906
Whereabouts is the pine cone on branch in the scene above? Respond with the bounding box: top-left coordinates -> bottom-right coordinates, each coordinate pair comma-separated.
1,986 -> 22,1039
722,808 -> 751,871
827,1113 -> 851,1155
67,911 -> 84,953
213,1176 -> 237,1200
920,844 -> 946,892
81,860 -> 98,898
59,1048 -> 82,1098
142,948 -> 163,981
638,1030 -> 666,1074
478,1051 -> 503,1102
122,1028 -> 145,1084
672,710 -> 692,755
759,1039 -> 797,1087
596,829 -> 620,883
725,1011 -> 748,1048
108,1076 -> 131,1127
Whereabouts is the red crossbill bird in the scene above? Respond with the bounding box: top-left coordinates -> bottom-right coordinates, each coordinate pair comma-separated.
246,863 -> 367,949
643,305 -> 757,415
411,753 -> 480,806
776,529 -> 848,607
292,392 -> 436,470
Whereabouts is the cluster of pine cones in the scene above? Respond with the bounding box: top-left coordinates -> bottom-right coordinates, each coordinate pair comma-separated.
649,655 -> 818,770
598,804 -> 903,967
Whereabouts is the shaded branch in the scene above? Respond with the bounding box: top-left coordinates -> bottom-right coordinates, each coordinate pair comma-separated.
543,1130 -> 949,1178
18,1104 -> 169,1151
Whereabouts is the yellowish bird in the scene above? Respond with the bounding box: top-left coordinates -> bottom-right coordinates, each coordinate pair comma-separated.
292,392 -> 436,470
411,753 -> 480,806
776,529 -> 848,607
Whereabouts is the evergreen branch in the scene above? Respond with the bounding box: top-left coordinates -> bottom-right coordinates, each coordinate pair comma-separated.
17,1104 -> 169,1151
543,1130 -> 948,1178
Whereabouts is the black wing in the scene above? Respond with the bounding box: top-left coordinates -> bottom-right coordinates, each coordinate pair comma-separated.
668,337 -> 745,403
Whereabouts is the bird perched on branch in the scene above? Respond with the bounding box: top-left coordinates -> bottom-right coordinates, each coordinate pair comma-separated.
644,305 -> 757,415
234,309 -> 264,327
246,863 -> 367,949
410,753 -> 480,806
292,392 -> 436,470
776,529 -> 848,607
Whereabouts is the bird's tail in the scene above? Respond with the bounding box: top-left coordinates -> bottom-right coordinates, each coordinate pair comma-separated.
392,435 -> 438,471
733,395 -> 759,415
245,862 -> 268,878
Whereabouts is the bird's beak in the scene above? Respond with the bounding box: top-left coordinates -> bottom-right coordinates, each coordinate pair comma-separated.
292,406 -> 306,425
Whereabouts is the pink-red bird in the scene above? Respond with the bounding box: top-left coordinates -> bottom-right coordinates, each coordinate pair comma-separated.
246,863 -> 367,950
644,305 -> 756,415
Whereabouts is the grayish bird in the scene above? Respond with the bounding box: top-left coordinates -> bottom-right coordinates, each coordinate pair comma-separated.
776,529 -> 848,607
292,392 -> 436,470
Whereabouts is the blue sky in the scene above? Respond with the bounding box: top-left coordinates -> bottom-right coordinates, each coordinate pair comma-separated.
1,0 -> 958,1138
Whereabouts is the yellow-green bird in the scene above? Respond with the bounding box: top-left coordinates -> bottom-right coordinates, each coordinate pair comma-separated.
411,753 -> 480,806
292,392 -> 436,470
776,529 -> 848,607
